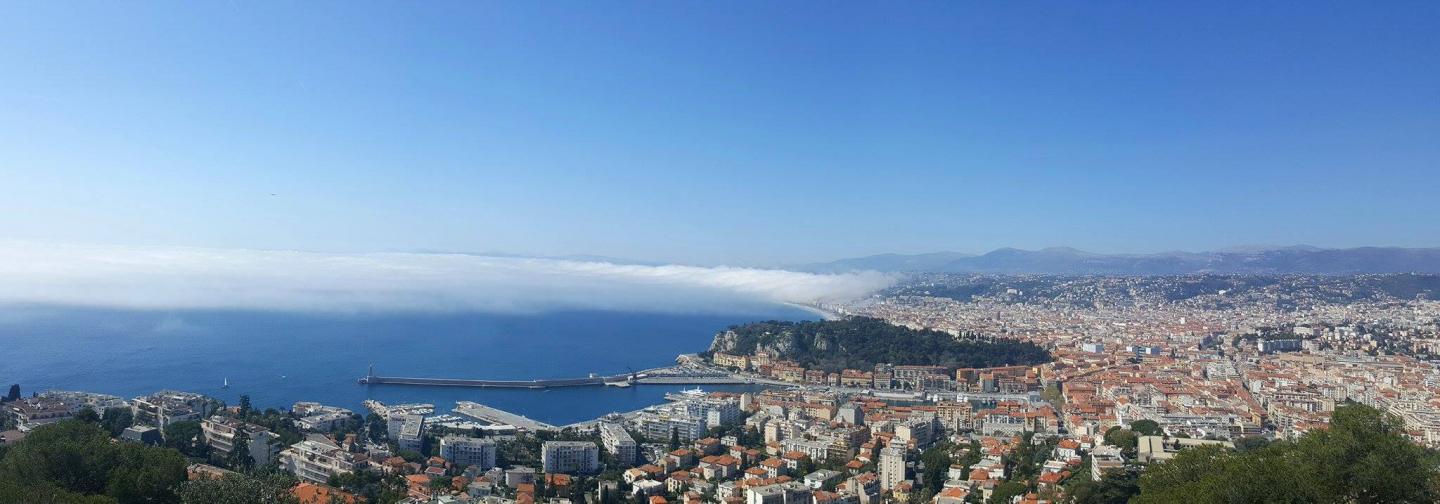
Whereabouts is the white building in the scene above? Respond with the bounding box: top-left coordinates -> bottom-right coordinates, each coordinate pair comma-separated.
878,440 -> 907,490
131,390 -> 212,430
201,416 -> 279,467
292,402 -> 354,432
439,436 -> 497,470
541,441 -> 600,474
397,414 -> 426,452
280,439 -> 365,484
599,422 -> 638,466
1136,436 -> 1234,464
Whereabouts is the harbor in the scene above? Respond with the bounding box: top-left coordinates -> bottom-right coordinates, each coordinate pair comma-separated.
454,400 -> 558,431
357,364 -> 757,389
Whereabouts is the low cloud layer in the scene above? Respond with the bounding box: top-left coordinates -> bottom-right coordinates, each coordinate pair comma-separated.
0,242 -> 894,313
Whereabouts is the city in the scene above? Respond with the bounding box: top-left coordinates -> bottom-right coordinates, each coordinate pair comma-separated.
5,272 -> 1440,502
3,2 -> 1439,503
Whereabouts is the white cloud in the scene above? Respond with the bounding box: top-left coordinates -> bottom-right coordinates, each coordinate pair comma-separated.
0,242 -> 894,313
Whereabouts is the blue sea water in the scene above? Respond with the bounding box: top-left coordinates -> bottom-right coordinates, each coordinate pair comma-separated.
0,306 -> 814,425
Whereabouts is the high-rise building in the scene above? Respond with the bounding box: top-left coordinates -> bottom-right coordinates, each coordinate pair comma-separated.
879,440 -> 907,490
438,436 -> 497,469
599,422 -> 638,466
397,414 -> 425,452
541,441 -> 600,474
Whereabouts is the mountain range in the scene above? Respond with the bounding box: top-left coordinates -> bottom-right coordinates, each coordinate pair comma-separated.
799,246 -> 1440,275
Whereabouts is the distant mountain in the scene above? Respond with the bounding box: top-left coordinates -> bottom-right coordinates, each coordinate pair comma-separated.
797,251 -> 975,273
805,246 -> 1440,275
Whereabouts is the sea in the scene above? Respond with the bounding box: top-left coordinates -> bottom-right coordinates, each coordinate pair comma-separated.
0,305 -> 816,426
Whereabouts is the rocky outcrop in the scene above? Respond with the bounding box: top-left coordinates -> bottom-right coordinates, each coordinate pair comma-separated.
709,330 -> 741,353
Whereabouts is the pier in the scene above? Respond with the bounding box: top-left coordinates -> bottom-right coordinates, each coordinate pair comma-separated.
357,364 -> 751,390
455,401 -> 557,431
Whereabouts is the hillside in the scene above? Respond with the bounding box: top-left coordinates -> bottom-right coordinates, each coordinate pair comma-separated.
801,246 -> 1440,274
707,317 -> 1051,372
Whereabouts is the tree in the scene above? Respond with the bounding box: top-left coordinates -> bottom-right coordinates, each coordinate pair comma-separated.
919,443 -> 953,495
0,420 -> 186,503
238,395 -> 253,419
366,413 -> 388,443
1102,427 -> 1138,459
165,420 -> 209,459
75,408 -> 101,424
987,481 -> 1026,504
1294,402 -> 1440,503
1128,420 -> 1162,436
1134,403 -> 1440,504
1068,468 -> 1140,504
178,473 -> 301,504
101,407 -> 136,437
1233,436 -> 1270,452
712,318 -> 1051,372
669,428 -> 680,451
4,384 -> 18,402
229,429 -> 254,471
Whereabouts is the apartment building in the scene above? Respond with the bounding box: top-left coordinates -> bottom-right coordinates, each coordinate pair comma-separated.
132,390 -> 212,430
599,422 -> 638,466
541,441 -> 600,474
280,439 -> 365,484
438,435 -> 497,470
201,416 -> 279,466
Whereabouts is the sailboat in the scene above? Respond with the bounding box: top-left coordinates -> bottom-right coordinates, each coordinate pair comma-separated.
222,378 -> 230,389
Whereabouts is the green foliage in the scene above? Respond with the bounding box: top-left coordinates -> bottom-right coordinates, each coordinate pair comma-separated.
101,408 -> 135,438
228,429 -> 253,471
716,317 -> 1051,372
328,470 -> 405,503
0,420 -> 186,504
0,478 -> 116,504
164,421 -> 209,459
237,396 -> 252,418
1128,420 -> 1161,436
76,408 -> 102,424
1041,384 -> 1065,409
919,443 -> 952,495
1065,468 -> 1139,504
177,473 -> 300,504
1007,434 -> 1056,486
1102,428 -> 1137,459
988,481 -> 1027,504
1233,435 -> 1270,452
366,412 -> 388,443
1134,403 -> 1440,504
233,409 -> 303,447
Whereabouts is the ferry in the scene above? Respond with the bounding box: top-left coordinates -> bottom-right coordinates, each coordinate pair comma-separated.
664,387 -> 707,402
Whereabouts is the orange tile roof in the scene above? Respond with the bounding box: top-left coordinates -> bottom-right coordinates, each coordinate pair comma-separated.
293,483 -> 356,504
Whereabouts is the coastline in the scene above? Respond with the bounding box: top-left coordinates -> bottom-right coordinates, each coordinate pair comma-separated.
783,301 -> 843,321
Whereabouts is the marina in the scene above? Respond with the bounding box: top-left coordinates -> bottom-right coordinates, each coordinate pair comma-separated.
357,364 -> 755,390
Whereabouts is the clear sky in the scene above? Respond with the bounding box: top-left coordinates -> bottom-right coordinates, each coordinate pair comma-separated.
1,2 -> 1437,266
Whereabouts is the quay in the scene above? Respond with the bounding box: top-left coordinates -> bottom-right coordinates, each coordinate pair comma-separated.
454,401 -> 557,431
357,364 -> 752,390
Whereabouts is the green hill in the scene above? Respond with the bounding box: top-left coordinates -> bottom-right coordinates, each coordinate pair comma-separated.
707,316 -> 1050,372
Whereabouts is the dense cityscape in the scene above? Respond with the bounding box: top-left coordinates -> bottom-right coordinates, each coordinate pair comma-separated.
5,273 -> 1439,503
5,2 -> 1438,503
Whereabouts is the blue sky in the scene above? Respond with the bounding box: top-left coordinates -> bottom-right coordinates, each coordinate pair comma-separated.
1,2 -> 1437,266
